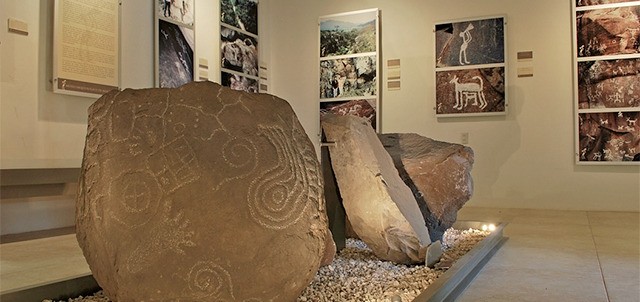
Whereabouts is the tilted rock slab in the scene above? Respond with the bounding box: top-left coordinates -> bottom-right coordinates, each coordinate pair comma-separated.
379,133 -> 474,242
76,81 -> 330,302
321,114 -> 431,264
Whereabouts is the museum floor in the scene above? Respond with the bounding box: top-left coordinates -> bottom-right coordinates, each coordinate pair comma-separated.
1,207 -> 638,301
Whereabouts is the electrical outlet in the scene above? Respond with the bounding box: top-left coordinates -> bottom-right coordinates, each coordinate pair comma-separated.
461,132 -> 469,144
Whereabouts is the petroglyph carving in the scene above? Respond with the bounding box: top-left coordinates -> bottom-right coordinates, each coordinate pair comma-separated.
248,122 -> 321,230
459,23 -> 474,65
450,75 -> 487,110
77,82 -> 329,301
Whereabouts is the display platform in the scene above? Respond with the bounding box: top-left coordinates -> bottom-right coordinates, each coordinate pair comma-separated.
0,221 -> 505,302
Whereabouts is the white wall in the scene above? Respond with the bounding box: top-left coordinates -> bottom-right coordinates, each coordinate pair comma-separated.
263,0 -> 640,211
0,0 -> 637,236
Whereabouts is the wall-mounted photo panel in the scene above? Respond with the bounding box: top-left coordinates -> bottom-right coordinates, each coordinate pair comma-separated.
320,55 -> 377,99
221,71 -> 259,93
157,19 -> 195,88
435,17 -> 504,68
319,8 -> 380,136
157,0 -> 194,26
578,58 -> 640,109
320,10 -> 377,58
576,5 -> 640,57
320,99 -> 377,131
434,16 -> 507,117
435,67 -> 505,116
221,25 -> 258,77
221,0 -> 258,92
578,111 -> 639,162
221,0 -> 258,35
573,2 -> 640,164
576,0 -> 638,8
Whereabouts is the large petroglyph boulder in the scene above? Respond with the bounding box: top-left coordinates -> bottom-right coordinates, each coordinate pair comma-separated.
379,133 -> 474,242
321,114 -> 431,264
76,81 -> 330,302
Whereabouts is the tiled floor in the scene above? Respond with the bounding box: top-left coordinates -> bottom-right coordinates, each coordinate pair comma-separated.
0,208 -> 638,301
456,208 -> 640,302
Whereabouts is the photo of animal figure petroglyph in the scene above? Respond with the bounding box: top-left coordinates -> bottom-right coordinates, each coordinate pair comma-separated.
435,67 -> 505,115
320,55 -> 377,99
320,10 -> 377,58
158,20 -> 194,88
576,5 -> 640,57
435,17 -> 504,68
221,0 -> 258,35
221,25 -> 258,77
578,58 -> 640,109
578,111 -> 640,162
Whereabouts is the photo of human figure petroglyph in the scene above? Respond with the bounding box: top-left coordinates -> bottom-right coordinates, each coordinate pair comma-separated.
157,0 -> 194,26
435,67 -> 505,115
320,99 -> 377,130
578,58 -> 640,109
320,56 -> 377,99
221,71 -> 258,93
221,25 -> 258,77
435,17 -> 504,68
577,0 -> 637,7
320,10 -> 377,58
578,111 -> 640,162
221,0 -> 258,35
576,5 -> 640,57
158,20 -> 194,88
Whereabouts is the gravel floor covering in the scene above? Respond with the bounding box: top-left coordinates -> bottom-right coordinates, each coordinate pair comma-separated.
44,228 -> 489,302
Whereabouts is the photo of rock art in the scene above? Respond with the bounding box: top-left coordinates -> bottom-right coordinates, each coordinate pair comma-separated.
221,71 -> 258,93
320,99 -> 377,130
320,10 -> 377,57
578,58 -> 640,109
320,56 -> 377,99
158,19 -> 194,88
157,0 -> 194,26
578,111 -> 640,161
435,17 -> 504,68
221,0 -> 258,35
435,67 -> 505,115
576,5 -> 640,57
577,0 -> 638,7
221,25 -> 258,77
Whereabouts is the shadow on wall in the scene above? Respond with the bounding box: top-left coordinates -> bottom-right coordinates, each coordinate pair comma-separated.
436,84 -> 524,203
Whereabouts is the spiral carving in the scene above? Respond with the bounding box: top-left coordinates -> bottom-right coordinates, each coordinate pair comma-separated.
187,261 -> 234,300
247,124 -> 321,230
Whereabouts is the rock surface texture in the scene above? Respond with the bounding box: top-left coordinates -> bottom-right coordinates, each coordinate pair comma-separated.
76,81 -> 330,302
321,114 -> 431,264
379,133 -> 474,242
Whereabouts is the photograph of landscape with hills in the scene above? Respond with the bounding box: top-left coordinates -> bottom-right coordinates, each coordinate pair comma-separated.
320,10 -> 377,57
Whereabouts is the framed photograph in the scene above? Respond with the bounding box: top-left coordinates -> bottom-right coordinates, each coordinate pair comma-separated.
221,25 -> 258,77
576,0 -> 639,8
434,16 -> 507,117
435,67 -> 505,115
320,99 -> 377,131
220,0 -> 259,93
221,71 -> 259,93
156,19 -> 195,88
320,55 -> 377,99
221,0 -> 258,35
157,0 -> 194,27
573,2 -> 640,164
319,8 -> 380,133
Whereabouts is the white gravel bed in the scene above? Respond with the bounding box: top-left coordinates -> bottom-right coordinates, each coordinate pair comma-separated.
44,228 -> 489,302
